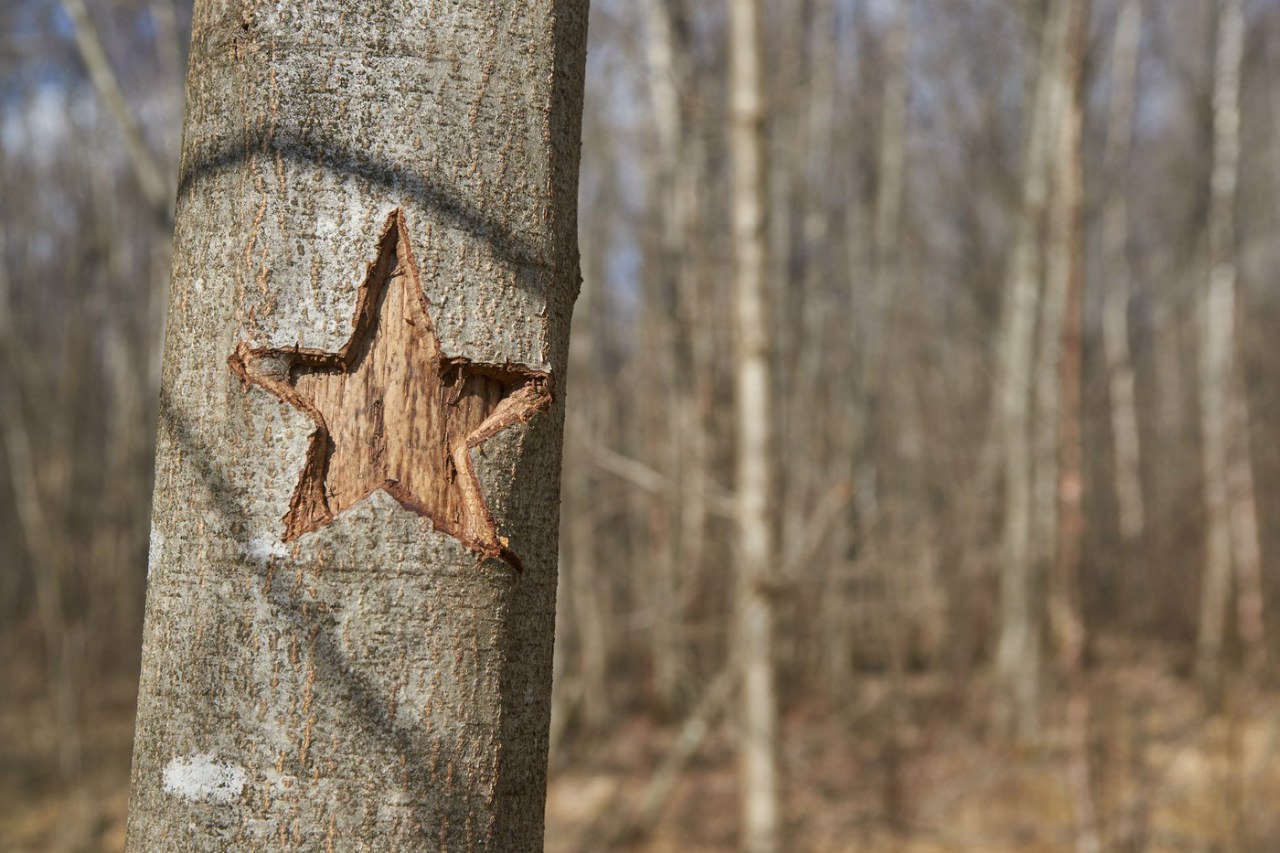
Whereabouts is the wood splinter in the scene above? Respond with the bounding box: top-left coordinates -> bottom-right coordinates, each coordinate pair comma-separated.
228,208 -> 553,571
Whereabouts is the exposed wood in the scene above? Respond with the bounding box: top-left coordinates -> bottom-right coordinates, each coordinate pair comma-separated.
229,210 -> 553,569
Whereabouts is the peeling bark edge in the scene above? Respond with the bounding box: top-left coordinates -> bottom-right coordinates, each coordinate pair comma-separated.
227,208 -> 555,571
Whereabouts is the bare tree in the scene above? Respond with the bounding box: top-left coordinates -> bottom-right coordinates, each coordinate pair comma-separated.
16,0 -> 1280,849
1197,0 -> 1261,700
1046,3 -> 1099,852
124,2 -> 588,849
59,0 -> 170,222
1101,0 -> 1145,555
995,0 -> 1070,741
729,0 -> 782,850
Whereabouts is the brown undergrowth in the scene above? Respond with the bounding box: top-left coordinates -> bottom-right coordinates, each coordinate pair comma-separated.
4,639 -> 1280,853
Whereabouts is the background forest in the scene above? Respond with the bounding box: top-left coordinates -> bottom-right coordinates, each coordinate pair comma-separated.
5,0 -> 1280,851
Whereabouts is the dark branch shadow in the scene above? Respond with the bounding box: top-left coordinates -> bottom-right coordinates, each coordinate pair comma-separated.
155,392 -> 508,840
177,128 -> 550,280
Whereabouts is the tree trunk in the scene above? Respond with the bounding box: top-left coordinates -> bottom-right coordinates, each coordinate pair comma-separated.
1047,0 -> 1087,667
1046,3 -> 1099,852
642,0 -> 690,714
1032,7 -> 1070,669
1101,0 -> 1145,554
995,0 -> 1068,741
563,235 -> 612,735
1197,0 -> 1246,702
60,0 -> 171,223
125,2 -> 589,850
729,0 -> 781,851
868,3 -> 915,828
850,3 -> 909,559
1228,369 -> 1266,673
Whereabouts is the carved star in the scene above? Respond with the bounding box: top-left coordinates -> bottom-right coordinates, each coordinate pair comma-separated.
228,209 -> 553,571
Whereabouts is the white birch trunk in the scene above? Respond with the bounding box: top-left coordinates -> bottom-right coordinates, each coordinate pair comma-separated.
1101,0 -> 1145,548
995,0 -> 1069,741
729,0 -> 781,849
1197,0 -> 1247,700
1047,3 -> 1099,851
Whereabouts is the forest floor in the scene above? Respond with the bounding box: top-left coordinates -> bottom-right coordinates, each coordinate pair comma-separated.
4,640 -> 1280,853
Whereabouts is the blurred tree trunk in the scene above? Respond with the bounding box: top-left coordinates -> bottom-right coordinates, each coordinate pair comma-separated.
1228,375 -> 1265,673
729,0 -> 781,850
869,2 -> 915,829
0,232 -> 83,783
562,235 -> 611,736
1197,0 -> 1262,700
1032,1 -> 1070,674
1101,0 -> 1145,558
642,0 -> 694,712
1046,2 -> 1099,851
1047,0 -> 1087,667
872,8 -> 909,312
645,0 -> 717,713
850,3 -> 910,562
995,0 -> 1069,742
60,0 -> 171,222
125,2 -> 588,850
809,0 -> 853,702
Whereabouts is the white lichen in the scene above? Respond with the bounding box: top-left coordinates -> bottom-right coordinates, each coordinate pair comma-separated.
162,753 -> 247,804
245,535 -> 290,564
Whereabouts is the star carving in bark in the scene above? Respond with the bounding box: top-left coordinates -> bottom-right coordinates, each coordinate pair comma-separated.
228,209 -> 552,571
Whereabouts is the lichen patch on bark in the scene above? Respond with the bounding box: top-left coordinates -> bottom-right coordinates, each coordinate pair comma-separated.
228,209 -> 553,570
161,754 -> 247,804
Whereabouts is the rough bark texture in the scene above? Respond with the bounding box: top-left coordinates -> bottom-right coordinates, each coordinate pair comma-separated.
125,2 -> 588,850
729,0 -> 781,851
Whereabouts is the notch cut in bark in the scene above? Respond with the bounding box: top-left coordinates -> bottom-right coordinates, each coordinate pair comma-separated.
228,209 -> 553,571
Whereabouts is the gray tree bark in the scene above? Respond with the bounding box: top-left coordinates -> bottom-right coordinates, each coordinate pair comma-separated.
1101,0 -> 1144,551
1044,3 -> 1099,851
995,0 -> 1069,741
125,2 -> 589,850
1197,0 -> 1263,697
1196,0 -> 1241,700
729,0 -> 781,851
